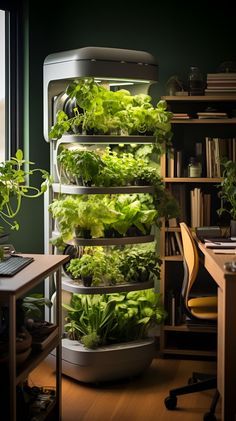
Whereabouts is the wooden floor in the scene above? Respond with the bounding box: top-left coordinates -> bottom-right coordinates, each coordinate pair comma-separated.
30,356 -> 221,421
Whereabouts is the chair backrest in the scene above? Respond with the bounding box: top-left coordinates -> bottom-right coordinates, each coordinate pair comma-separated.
180,222 -> 199,312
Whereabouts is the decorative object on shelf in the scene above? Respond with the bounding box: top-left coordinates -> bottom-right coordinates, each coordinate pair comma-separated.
188,156 -> 202,177
165,75 -> 187,96
217,159 -> 236,236
217,61 -> 236,73
188,66 -> 205,96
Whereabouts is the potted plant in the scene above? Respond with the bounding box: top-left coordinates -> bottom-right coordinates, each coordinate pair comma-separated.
217,159 -> 236,236
61,289 -> 167,382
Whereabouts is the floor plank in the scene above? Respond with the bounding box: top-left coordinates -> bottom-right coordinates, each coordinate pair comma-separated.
30,356 -> 221,420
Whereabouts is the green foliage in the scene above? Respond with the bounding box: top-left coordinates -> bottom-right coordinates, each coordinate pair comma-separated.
0,149 -> 52,232
49,77 -> 173,149
66,243 -> 161,287
67,247 -> 124,286
58,148 -> 104,186
63,289 -> 167,348
49,193 -> 159,243
49,194 -> 122,241
119,243 -> 162,283
57,145 -> 165,189
21,294 -> 52,321
217,159 -> 236,220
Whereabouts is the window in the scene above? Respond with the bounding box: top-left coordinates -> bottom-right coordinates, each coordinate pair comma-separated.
0,10 -> 5,160
0,2 -> 24,160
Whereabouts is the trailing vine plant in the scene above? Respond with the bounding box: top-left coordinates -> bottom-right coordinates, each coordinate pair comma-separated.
0,149 -> 51,233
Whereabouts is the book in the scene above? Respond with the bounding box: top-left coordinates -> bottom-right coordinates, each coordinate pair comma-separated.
174,231 -> 183,255
207,73 -> 236,79
172,113 -> 190,119
204,240 -> 236,249
176,151 -> 182,177
213,249 -> 236,254
197,112 -> 228,119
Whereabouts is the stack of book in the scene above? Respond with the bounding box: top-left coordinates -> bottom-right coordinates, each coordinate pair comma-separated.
205,137 -> 236,177
197,111 -> 228,119
172,113 -> 190,119
205,73 -> 236,95
190,188 -> 211,228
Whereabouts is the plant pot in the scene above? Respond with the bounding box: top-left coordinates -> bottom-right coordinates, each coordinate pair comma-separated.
138,269 -> 149,283
126,226 -> 143,237
230,220 -> 236,237
81,275 -> 93,287
75,228 -> 91,239
59,337 -> 156,383
134,178 -> 149,186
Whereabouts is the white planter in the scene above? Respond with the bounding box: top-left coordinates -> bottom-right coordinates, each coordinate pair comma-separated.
61,337 -> 156,383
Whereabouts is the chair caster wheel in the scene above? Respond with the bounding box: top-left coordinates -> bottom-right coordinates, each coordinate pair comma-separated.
203,412 -> 217,421
164,395 -> 177,410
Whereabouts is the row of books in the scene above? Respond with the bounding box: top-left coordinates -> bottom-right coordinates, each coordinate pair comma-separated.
206,137 -> 236,177
166,137 -> 236,178
168,185 -> 214,227
190,188 -> 211,228
168,189 -> 211,230
173,111 -> 229,120
165,231 -> 183,256
205,72 -> 236,95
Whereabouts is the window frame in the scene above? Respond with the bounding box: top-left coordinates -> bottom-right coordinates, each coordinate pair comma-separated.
1,0 -> 24,159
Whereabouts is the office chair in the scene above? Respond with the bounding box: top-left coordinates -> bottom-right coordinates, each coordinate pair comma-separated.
164,222 -> 219,421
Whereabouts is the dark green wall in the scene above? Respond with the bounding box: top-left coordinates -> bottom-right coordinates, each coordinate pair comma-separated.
10,0 -> 236,252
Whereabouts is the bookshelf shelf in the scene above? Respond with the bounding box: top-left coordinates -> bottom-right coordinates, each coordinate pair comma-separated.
160,94 -> 236,357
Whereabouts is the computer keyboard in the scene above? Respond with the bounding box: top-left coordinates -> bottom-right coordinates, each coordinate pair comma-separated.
0,256 -> 34,276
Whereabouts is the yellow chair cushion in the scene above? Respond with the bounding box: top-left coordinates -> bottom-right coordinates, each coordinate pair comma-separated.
188,296 -> 217,307
188,296 -> 217,320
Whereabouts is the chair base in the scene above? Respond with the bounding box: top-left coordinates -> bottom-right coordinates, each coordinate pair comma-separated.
164,372 -> 219,421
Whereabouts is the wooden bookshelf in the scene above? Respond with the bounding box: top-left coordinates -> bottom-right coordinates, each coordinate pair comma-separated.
160,95 -> 236,357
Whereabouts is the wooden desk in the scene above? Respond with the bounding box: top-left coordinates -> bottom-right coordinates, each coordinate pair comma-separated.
198,242 -> 236,421
0,254 -> 69,421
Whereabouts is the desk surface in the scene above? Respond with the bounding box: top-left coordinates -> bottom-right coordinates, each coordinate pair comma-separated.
198,240 -> 236,288
0,254 -> 69,296
197,239 -> 236,421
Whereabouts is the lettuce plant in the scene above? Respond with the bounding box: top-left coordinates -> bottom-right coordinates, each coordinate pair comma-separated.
49,77 -> 173,149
